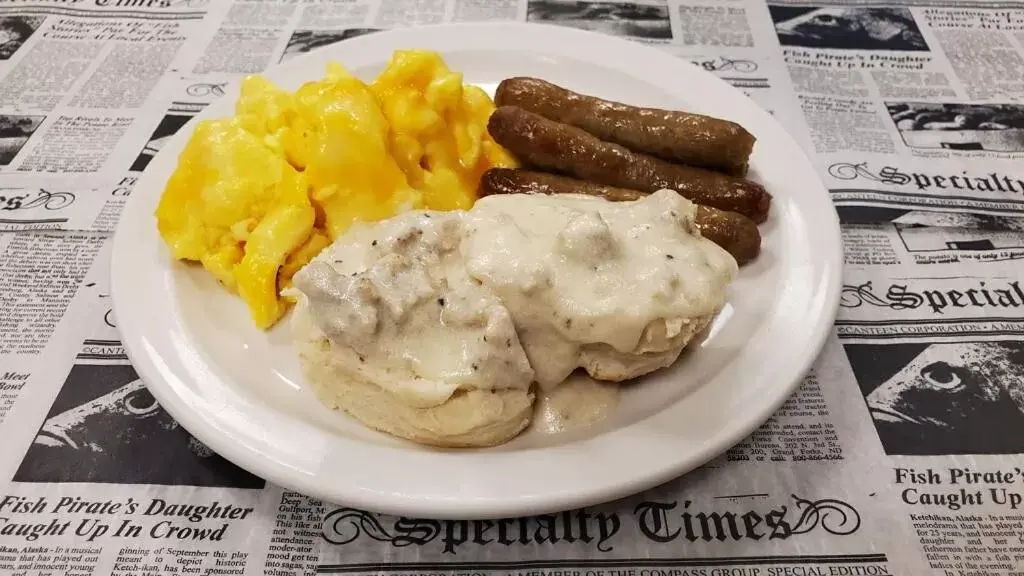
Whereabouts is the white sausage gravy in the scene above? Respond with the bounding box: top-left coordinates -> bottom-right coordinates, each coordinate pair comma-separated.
290,189 -> 737,447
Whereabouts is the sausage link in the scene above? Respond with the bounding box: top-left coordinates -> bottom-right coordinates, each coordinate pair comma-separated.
486,106 -> 771,223
495,77 -> 755,177
479,167 -> 646,202
478,168 -> 761,265
694,205 -> 761,265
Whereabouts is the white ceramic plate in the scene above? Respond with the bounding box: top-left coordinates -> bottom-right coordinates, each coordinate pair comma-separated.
112,22 -> 842,519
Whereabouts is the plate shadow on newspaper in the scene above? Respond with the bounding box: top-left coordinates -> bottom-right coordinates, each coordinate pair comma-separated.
768,6 -> 928,51
280,28 -> 381,63
130,114 -> 195,172
886,102 -> 1024,153
0,114 -> 45,167
843,341 -> 1024,455
13,362 -> 266,488
0,15 -> 46,60
527,0 -> 672,40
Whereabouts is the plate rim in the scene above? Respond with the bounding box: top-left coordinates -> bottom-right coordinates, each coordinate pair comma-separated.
111,21 -> 844,519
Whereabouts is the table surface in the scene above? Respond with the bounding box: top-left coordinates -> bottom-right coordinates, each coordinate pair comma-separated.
1,2 -> 1023,576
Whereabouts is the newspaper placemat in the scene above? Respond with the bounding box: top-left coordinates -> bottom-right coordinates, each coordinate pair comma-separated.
1,1 -> 1023,575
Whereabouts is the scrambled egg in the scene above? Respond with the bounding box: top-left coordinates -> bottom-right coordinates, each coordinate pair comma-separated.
155,50 -> 516,329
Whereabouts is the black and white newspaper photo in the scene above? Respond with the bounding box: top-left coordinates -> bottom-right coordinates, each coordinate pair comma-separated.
886,103 -> 1024,153
0,116 -> 45,168
129,110 -> 200,173
770,6 -> 929,51
280,28 -> 380,63
14,361 -> 266,488
527,1 -> 673,40
0,15 -> 45,61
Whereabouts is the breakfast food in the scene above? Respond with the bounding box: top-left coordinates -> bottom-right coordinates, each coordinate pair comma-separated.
487,105 -> 771,223
370,51 -> 518,211
155,50 -> 515,329
481,166 -> 647,202
153,50 -> 777,446
479,168 -> 761,264
289,190 -> 737,447
495,76 -> 756,176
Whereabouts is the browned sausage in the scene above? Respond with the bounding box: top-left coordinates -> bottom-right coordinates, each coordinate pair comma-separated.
495,77 -> 755,177
478,168 -> 761,265
693,205 -> 761,265
480,166 -> 646,202
487,106 -> 771,223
